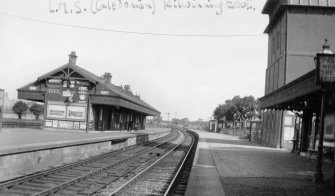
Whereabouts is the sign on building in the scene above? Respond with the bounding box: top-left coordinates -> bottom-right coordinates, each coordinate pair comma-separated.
316,54 -> 335,86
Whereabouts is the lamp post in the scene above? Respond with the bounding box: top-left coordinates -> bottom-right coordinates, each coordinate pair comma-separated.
314,39 -> 334,183
233,113 -> 237,136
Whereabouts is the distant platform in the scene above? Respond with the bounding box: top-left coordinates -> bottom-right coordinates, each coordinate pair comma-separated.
0,127 -> 170,182
0,127 -> 169,156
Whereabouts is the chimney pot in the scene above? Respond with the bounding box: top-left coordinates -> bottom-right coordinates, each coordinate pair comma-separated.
69,51 -> 77,65
103,72 -> 112,84
124,85 -> 130,91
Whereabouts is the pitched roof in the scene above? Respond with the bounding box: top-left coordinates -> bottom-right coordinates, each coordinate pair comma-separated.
19,53 -> 160,115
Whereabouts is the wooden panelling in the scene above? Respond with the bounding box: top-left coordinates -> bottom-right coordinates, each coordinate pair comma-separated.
270,66 -> 274,92
265,12 -> 287,95
278,57 -> 286,88
286,55 -> 315,83
265,69 -> 270,95
285,7 -> 335,82
287,8 -> 335,56
274,62 -> 279,89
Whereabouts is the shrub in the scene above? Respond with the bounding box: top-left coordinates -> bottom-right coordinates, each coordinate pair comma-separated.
12,101 -> 28,119
30,103 -> 44,120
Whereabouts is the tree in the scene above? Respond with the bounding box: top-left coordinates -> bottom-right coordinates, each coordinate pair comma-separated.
30,103 -> 44,120
255,98 -> 262,120
181,118 -> 190,126
213,95 -> 262,122
213,100 -> 236,121
12,101 -> 28,119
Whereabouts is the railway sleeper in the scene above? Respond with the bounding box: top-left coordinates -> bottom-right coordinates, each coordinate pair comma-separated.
30,179 -> 63,187
78,183 -> 105,195
44,175 -> 74,182
61,182 -> 93,192
84,177 -> 117,186
0,189 -> 34,196
51,174 -> 78,180
9,184 -> 45,193
125,162 -> 143,168
120,191 -> 163,196
87,162 -> 112,168
58,171 -> 86,177
53,190 -> 80,196
20,182 -> 55,189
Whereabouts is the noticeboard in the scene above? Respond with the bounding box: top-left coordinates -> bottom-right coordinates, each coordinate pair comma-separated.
316,53 -> 335,86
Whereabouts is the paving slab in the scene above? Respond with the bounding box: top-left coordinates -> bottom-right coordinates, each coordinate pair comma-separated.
185,134 -> 225,196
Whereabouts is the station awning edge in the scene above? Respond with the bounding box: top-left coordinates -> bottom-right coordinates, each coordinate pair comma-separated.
259,70 -> 321,110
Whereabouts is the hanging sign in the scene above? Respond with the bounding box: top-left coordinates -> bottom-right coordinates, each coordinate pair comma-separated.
316,53 -> 335,86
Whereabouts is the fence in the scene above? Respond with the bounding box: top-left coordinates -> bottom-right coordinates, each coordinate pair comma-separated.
217,121 -> 262,142
2,119 -> 43,129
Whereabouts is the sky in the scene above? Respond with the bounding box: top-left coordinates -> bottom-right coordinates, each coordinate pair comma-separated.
0,0 -> 269,121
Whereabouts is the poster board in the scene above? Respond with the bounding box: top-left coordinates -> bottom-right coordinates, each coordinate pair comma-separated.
324,113 -> 335,140
47,104 -> 66,119
66,105 -> 86,120
46,101 -> 86,121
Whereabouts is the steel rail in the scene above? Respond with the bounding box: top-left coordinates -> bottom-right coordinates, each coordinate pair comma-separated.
31,131 -> 181,196
0,130 -> 173,189
108,130 -> 186,196
163,130 -> 195,196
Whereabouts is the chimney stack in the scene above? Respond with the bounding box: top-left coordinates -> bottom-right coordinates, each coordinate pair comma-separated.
124,85 -> 130,92
103,72 -> 112,84
69,51 -> 77,65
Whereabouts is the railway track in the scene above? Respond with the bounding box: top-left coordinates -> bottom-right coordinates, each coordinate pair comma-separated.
107,130 -> 197,196
0,130 -> 197,196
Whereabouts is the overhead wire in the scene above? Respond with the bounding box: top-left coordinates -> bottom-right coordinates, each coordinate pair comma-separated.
0,11 -> 265,37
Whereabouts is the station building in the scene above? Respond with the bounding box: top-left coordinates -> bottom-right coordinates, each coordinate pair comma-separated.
259,0 -> 335,152
17,52 -> 160,131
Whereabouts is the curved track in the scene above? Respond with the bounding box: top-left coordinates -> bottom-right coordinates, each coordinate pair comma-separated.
0,130 -> 197,196
105,130 -> 197,196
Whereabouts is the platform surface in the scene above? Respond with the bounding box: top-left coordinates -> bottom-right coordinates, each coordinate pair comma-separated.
0,127 -> 169,155
185,130 -> 335,196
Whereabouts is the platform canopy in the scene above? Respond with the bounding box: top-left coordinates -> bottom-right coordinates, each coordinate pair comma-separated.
17,52 -> 160,117
259,70 -> 322,112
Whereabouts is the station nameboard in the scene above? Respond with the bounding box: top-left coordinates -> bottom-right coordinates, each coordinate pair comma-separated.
316,53 -> 335,86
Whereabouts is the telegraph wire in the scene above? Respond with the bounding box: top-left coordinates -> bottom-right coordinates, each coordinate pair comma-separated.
0,11 -> 265,38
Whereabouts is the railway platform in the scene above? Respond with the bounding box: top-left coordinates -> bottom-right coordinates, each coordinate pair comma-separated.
185,130 -> 335,196
0,127 -> 170,182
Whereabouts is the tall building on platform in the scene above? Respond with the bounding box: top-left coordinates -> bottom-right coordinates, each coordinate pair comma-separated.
17,51 -> 160,131
260,0 -> 335,151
